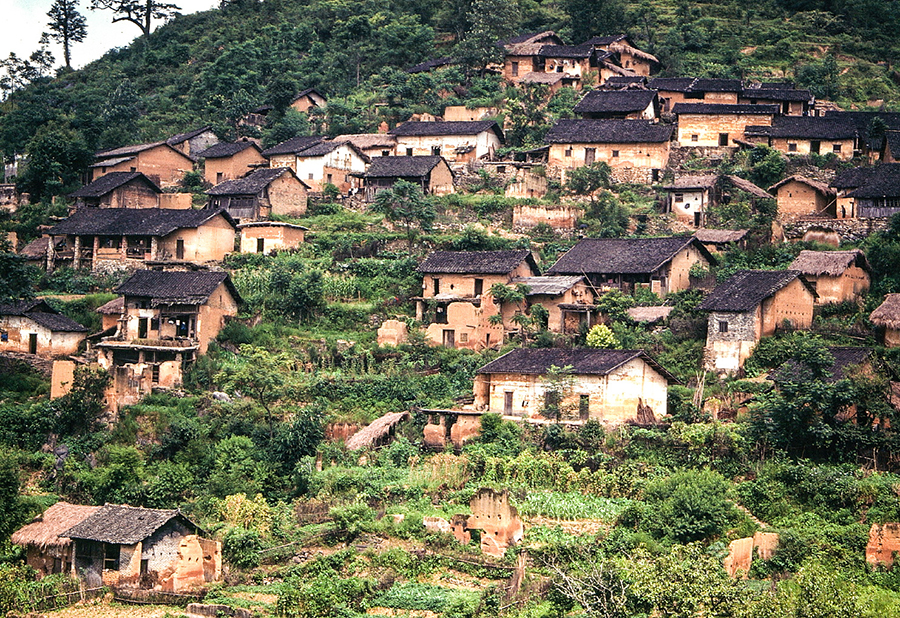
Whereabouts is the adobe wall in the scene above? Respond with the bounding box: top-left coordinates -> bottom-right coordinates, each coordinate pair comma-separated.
466,488 -> 524,558
775,180 -> 831,216
422,413 -> 481,449
443,106 -> 499,121
422,262 -> 536,299
676,114 -> 773,147
51,359 -> 76,399
505,169 -> 548,199
159,215 -> 235,263
526,282 -> 594,333
158,535 -> 221,592
424,301 -> 503,350
760,278 -> 815,336
668,188 -> 707,223
239,225 -> 305,254
159,193 -> 192,209
204,148 -> 266,185
809,268 -> 870,305
867,523 -> 900,568
667,244 -> 710,295
770,137 -> 853,160
197,282 -> 240,354
97,148 -> 192,189
428,162 -> 455,195
512,204 -> 581,230
504,56 -> 538,83
103,183 -> 160,209
268,154 -> 296,172
394,132 -> 500,162
724,532 -> 779,578
267,175 -> 308,217
377,319 -> 408,346
704,309 -> 760,373
548,141 -> 670,173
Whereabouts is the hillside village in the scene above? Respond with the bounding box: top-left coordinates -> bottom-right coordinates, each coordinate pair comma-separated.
6,4 -> 900,617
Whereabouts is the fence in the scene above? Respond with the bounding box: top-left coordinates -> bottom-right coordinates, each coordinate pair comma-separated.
18,583 -> 105,613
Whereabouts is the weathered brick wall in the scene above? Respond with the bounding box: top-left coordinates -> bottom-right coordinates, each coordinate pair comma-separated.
676,114 -> 773,147
782,217 -> 889,243
705,309 -> 759,373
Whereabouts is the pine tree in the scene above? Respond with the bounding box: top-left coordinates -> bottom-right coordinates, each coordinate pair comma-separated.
46,0 -> 88,69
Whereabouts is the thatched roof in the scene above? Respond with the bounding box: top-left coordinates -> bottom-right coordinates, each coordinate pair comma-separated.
345,411 -> 409,450
769,175 -> 836,197
724,175 -> 773,200
96,296 -> 124,315
627,306 -> 673,323
12,502 -> 100,549
789,249 -> 870,276
871,294 -> 900,329
693,228 -> 749,244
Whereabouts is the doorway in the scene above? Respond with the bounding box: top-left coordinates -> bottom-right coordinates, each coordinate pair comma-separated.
138,318 -> 148,339
442,329 -> 455,347
503,391 -> 513,415
176,239 -> 185,260
584,148 -> 595,165
28,333 -> 37,355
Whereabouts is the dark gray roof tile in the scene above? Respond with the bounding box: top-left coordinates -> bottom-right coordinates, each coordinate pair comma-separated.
545,119 -> 673,144
699,269 -> 812,312
47,208 -> 234,237
417,250 -> 536,275
68,172 -> 160,198
547,236 -> 712,275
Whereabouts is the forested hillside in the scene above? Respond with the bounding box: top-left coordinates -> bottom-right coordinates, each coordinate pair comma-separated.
3,0 -> 900,197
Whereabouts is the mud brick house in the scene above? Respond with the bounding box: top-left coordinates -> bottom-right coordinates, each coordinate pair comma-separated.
207,167 -> 308,220
331,133 -> 397,159
362,156 -> 454,201
473,348 -> 675,424
46,208 -> 236,271
69,172 -> 161,210
166,127 -> 220,159
546,236 -> 715,297
96,270 -> 240,410
573,89 -> 659,120
831,163 -> 900,219
673,103 -> 778,147
545,119 -> 673,183
262,135 -> 325,170
768,175 -> 837,219
824,111 -> 900,160
650,77 -> 743,112
288,87 -> 327,114
661,175 -> 718,227
700,270 -> 817,373
584,34 -> 660,77
0,299 -> 88,356
508,275 -> 597,333
12,502 -> 100,577
870,294 -> 900,347
238,221 -> 307,254
291,140 -> 370,193
58,504 -> 220,591
96,296 -> 125,331
532,44 -> 600,85
389,121 -> 504,163
744,116 -> 856,159
882,131 -> 900,163
739,84 -> 813,115
500,31 -> 564,83
89,142 -> 195,189
788,250 -> 870,304
197,140 -> 266,185
415,249 -> 539,349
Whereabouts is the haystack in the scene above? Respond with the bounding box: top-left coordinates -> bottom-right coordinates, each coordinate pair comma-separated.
871,294 -> 900,330
345,412 -> 409,451
789,249 -> 870,277
11,502 -> 100,550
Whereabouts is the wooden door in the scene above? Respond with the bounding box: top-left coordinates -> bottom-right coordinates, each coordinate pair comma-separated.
503,391 -> 513,415
176,239 -> 185,260
138,318 -> 148,339
442,329 -> 455,347
584,148 -> 595,165
28,333 -> 37,355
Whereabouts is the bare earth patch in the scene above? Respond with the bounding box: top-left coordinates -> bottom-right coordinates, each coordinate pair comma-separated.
45,598 -> 178,618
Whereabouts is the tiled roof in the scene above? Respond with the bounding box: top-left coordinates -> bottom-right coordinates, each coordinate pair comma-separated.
648,77 -> 696,92
741,87 -> 812,102
62,504 -> 200,545
95,141 -> 167,158
699,269 -> 812,311
207,168 -> 299,195
583,35 -> 627,46
661,175 -> 718,190
746,116 -> 856,140
574,89 -> 657,114
692,78 -> 743,92
390,120 -> 503,140
365,156 -> 445,178
476,347 -> 676,382
0,299 -> 88,332
545,119 -> 673,143
538,44 -> 594,59
406,57 -> 454,73
693,228 -> 749,244
116,270 -> 240,305
196,141 -> 260,158
166,127 -> 214,146
547,236 -> 712,275
47,208 -> 234,237
68,172 -> 160,198
844,164 -> 900,199
510,276 -> 584,295
769,175 -> 835,196
417,250 -> 536,275
672,103 -> 779,115
261,135 -> 325,157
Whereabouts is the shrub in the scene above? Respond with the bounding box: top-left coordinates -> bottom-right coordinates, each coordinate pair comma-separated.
643,469 -> 737,543
586,324 -> 618,349
329,503 -> 375,542
222,527 -> 263,569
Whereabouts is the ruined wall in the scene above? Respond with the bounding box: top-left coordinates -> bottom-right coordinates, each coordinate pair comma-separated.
267,174 -> 308,218
676,114 -> 773,147
775,180 -> 832,217
203,148 -> 266,185
424,301 -> 504,350
867,523 -> 900,569
512,204 -> 581,230
268,154 -> 296,172
377,319 -> 408,346
724,532 -> 779,578
158,535 -> 221,592
197,282 -> 240,354
51,360 -> 76,399
466,489 -> 524,558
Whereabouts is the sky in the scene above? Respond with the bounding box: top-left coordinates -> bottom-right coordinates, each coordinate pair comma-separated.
2,0 -> 219,70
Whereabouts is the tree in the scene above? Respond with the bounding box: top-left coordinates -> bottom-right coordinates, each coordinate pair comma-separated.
89,0 -> 180,44
47,0 -> 88,70
541,365 -> 576,422
223,345 -> 290,434
0,238 -> 35,304
564,0 -> 627,45
586,324 -> 618,348
456,0 -> 520,73
0,38 -> 55,99
566,162 -> 612,202
17,121 -> 93,200
370,179 -> 435,249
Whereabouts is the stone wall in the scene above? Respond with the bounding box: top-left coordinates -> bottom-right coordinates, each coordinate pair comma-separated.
704,309 -> 759,373
781,217 -> 889,243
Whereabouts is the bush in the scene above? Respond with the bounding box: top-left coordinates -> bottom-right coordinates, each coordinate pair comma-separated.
329,503 -> 375,542
643,469 -> 737,543
222,527 -> 263,569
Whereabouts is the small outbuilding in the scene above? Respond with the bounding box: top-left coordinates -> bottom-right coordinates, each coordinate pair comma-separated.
661,175 -> 718,227
788,249 -> 870,304
363,155 -> 454,201
238,221 -> 307,254
69,172 -> 161,210
207,167 -> 309,221
768,175 -> 837,218
870,294 -> 900,347
0,299 -> 88,356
